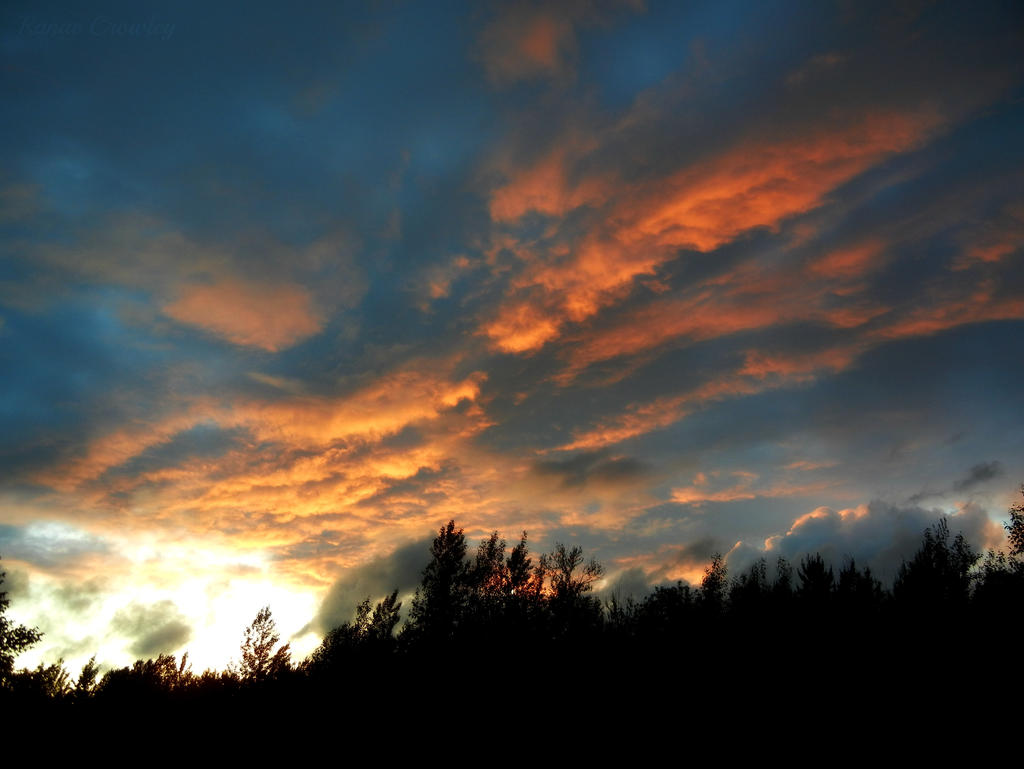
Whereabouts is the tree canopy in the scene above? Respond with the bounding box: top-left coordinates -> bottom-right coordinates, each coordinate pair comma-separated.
407,520 -> 472,642
6,492 -> 1024,715
238,606 -> 291,683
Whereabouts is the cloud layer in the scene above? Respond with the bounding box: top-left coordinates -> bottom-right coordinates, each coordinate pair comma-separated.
1,0 -> 1022,671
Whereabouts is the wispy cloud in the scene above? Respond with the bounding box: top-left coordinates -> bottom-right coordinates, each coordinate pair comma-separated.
163,279 -> 323,351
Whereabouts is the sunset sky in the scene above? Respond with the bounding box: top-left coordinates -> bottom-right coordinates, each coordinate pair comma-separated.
2,0 -> 1023,672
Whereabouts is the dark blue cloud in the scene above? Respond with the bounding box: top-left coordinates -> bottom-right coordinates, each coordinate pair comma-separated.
0,521 -> 109,569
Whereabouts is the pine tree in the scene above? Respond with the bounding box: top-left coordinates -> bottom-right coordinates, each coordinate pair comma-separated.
407,521 -> 471,643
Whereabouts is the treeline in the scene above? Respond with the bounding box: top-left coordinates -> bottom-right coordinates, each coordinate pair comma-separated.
3,492 -> 1024,715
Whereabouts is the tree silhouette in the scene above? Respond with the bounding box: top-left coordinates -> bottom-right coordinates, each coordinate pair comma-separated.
972,487 -> 1024,613
23,658 -> 73,699
893,518 -> 978,613
95,653 -> 192,700
730,557 -> 769,613
76,655 -> 100,700
366,590 -> 403,642
407,521 -> 471,642
12,506 -> 1024,710
833,558 -> 882,614
239,606 -> 291,682
542,543 -> 604,638
797,553 -> 834,605
506,532 -> 542,600
1006,485 -> 1024,558
543,543 -> 603,601
637,581 -> 695,637
306,590 -> 402,678
471,531 -> 508,599
773,557 -> 794,600
699,553 -> 728,613
0,557 -> 43,689
348,591 -> 403,644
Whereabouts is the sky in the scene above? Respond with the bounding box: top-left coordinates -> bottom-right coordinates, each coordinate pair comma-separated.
1,0 -> 1023,672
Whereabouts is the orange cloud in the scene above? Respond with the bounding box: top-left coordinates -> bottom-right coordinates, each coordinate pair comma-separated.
551,210 -> 1022,387
555,266 -> 884,382
874,281 -> 1024,340
490,145 -> 609,222
481,300 -> 562,353
809,239 -> 886,279
38,403 -> 226,492
477,6 -> 578,85
953,201 -> 1024,270
34,355 -> 668,584
559,342 -> 864,451
558,374 -> 767,451
964,242 -> 1016,264
416,255 -> 473,304
784,460 -> 838,471
738,346 -> 860,380
164,279 -> 323,351
476,1 -> 644,86
484,107 -> 943,356
38,364 -> 487,493
617,110 -> 941,253
558,291 -> 788,380
557,266 -> 1024,451
820,300 -> 890,329
613,542 -> 722,586
671,472 -> 836,505
558,393 -> 689,451
241,369 -> 487,447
